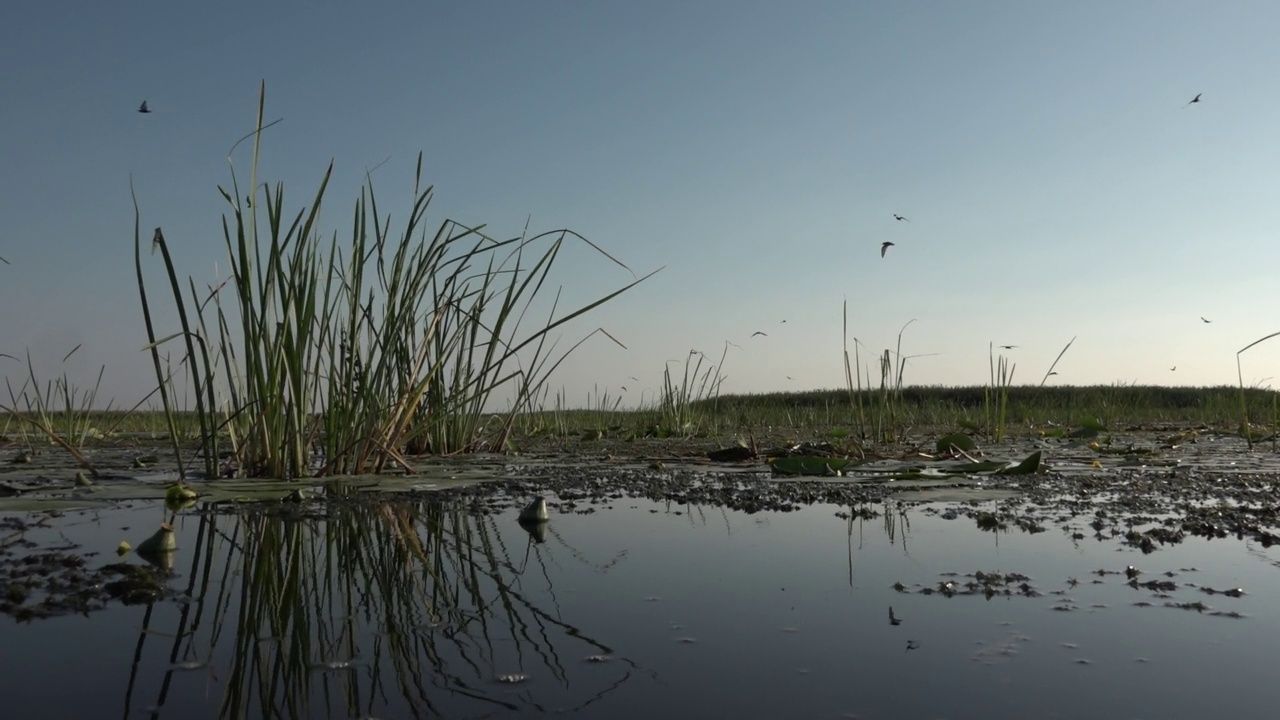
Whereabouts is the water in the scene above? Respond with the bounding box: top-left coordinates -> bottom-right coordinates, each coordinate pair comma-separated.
2,491 -> 1279,719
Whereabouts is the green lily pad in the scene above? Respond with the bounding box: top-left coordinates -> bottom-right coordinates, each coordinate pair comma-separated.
1068,418 -> 1108,438
165,483 -> 198,504
0,498 -> 115,511
997,450 -> 1042,475
935,433 -> 976,453
942,460 -> 1007,474
846,471 -> 924,481
769,457 -> 853,476
1239,425 -> 1272,442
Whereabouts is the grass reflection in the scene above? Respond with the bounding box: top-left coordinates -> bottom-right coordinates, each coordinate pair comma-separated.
122,497 -> 635,718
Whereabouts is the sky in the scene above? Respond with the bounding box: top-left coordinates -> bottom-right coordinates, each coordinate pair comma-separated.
4,0 -> 1280,411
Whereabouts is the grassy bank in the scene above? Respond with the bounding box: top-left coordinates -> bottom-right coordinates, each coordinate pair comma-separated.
519,383 -> 1279,439
6,384 -> 1275,449
708,384 -> 1275,428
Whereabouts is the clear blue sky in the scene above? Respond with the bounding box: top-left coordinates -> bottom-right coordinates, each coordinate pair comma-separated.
5,0 -> 1280,410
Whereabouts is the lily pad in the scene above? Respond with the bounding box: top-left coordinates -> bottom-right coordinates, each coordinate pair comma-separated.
935,433 -> 977,453
769,457 -> 853,476
1069,418 -> 1108,438
165,483 -> 198,504
0,498 -> 115,511
708,446 -> 756,463
942,460 -> 1007,474
997,450 -> 1042,475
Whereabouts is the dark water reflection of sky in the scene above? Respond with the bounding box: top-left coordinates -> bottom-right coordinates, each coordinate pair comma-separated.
3,495 -> 1279,719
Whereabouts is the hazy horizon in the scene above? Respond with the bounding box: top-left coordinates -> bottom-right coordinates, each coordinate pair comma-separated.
6,1 -> 1280,412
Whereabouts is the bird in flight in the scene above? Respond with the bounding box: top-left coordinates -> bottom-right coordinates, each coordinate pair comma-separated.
1183,93 -> 1202,108
893,214 -> 909,222
999,345 -> 1018,350
1170,366 -> 1177,372
881,241 -> 895,258
138,101 -> 151,114
889,607 -> 902,626
1201,317 -> 1212,324
751,331 -> 767,338
905,640 -> 920,652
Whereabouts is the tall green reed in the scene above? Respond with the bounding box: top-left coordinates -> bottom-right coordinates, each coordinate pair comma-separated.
841,302 -> 913,442
134,83 -> 656,478
1236,330 -> 1280,449
659,344 -> 729,436
842,298 -> 867,439
0,345 -> 146,473
985,342 -> 1015,442
1038,335 -> 1076,387
864,319 -> 916,443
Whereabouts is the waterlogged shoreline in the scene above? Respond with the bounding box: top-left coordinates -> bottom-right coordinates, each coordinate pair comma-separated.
3,428 -> 1280,624
1,467 -> 1278,719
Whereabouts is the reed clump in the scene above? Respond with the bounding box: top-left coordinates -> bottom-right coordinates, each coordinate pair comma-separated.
658,346 -> 729,436
135,83 -> 654,478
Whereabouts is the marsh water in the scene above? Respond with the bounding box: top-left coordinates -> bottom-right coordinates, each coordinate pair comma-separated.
4,433 -> 1280,718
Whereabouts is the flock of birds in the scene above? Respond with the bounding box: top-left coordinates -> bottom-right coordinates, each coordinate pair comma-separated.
881,213 -> 908,257
129,93 -> 1214,384
867,93 -> 1212,377
876,94 -> 1204,261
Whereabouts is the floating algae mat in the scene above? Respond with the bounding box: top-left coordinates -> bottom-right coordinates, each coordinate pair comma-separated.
2,455 -> 1280,719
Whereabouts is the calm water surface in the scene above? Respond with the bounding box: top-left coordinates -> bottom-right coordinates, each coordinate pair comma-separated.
3,491 -> 1279,719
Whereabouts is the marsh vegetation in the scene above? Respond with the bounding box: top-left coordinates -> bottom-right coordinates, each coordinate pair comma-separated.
1,85 -> 1277,483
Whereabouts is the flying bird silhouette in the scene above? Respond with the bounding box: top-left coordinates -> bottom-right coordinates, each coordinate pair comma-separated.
880,241 -> 895,258
1183,93 -> 1202,108
889,607 -> 901,626
751,331 -> 767,338
999,345 -> 1018,350
905,640 -> 920,652
1201,317 -> 1212,324
138,101 -> 151,114
1170,366 -> 1177,372
893,214 -> 909,222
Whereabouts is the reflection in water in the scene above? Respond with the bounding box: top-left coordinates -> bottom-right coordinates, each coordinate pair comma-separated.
3,489 -> 1280,719
118,500 -> 643,719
